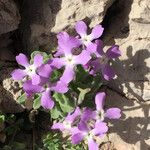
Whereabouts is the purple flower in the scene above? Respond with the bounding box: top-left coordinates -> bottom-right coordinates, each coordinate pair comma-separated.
94,92 -> 121,121
51,32 -> 91,84
11,53 -> 43,85
80,108 -> 95,122
54,31 -> 81,57
71,121 -> 108,150
89,40 -> 121,80
75,21 -> 104,46
52,107 -> 81,132
23,79 -> 68,109
19,61 -> 69,109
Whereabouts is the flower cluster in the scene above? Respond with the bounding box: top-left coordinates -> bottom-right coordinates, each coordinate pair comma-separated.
52,92 -> 121,150
11,21 -> 121,149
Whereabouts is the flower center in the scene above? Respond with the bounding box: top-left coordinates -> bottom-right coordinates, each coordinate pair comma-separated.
99,55 -> 109,65
96,109 -> 105,121
81,35 -> 91,45
65,55 -> 75,65
63,121 -> 71,129
85,131 -> 94,142
25,65 -> 36,76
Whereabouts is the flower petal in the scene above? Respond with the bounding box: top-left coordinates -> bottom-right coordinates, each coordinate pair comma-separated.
105,108 -> 121,119
95,92 -> 106,111
57,32 -> 71,55
90,25 -> 104,40
57,32 -> 80,55
11,69 -> 26,80
60,66 -> 75,84
54,47 -> 64,57
31,74 -> 41,85
86,43 -> 97,55
106,45 -> 121,58
89,59 -> 101,75
81,108 -> 95,122
95,40 -> 104,56
51,123 -> 65,131
33,54 -> 43,67
70,127 -> 81,135
74,50 -> 91,65
71,133 -> 84,144
69,36 -> 81,48
87,138 -> 99,150
92,121 -> 108,135
65,107 -> 81,123
51,80 -> 69,93
101,64 -> 115,80
38,64 -> 52,78
75,21 -> 87,36
16,53 -> 29,67
23,80 -> 43,96
41,90 -> 54,109
78,121 -> 89,132
50,58 -> 65,69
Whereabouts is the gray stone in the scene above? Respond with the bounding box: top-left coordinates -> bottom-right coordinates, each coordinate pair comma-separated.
19,0 -> 54,52
19,0 -> 114,52
0,33 -> 16,61
0,63 -> 24,113
102,0 -> 150,101
0,0 -> 20,34
51,0 -> 115,32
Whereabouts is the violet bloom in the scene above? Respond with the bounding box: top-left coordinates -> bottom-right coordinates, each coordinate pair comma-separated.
71,121 -> 108,150
51,32 -> 91,84
94,92 -> 121,121
51,107 -> 81,132
80,108 -> 95,123
40,80 -> 68,109
89,40 -> 121,80
54,31 -> 81,57
23,79 -> 68,109
75,21 -> 104,47
11,53 -> 43,85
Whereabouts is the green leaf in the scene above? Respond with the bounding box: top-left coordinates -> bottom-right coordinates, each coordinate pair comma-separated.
76,65 -> 88,80
74,65 -> 94,89
2,145 -> 12,150
53,93 -> 75,113
43,132 -> 62,150
30,51 -> 52,64
64,140 -> 87,150
50,104 -> 63,119
0,115 -> 5,122
77,88 -> 91,104
17,93 -> 26,105
33,96 -> 41,110
50,69 -> 62,83
11,142 -> 26,150
5,114 -> 16,123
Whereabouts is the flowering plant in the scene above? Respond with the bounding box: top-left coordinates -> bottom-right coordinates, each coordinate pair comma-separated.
11,21 -> 121,149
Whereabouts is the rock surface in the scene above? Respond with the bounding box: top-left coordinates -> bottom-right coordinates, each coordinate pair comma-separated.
51,0 -> 115,32
0,0 -> 20,34
0,62 -> 24,113
17,0 -> 115,52
102,0 -> 150,102
18,0 -> 53,52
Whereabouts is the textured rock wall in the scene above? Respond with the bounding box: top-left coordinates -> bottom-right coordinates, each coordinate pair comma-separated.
0,0 -> 149,149
103,0 -> 150,102
0,0 -> 20,34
